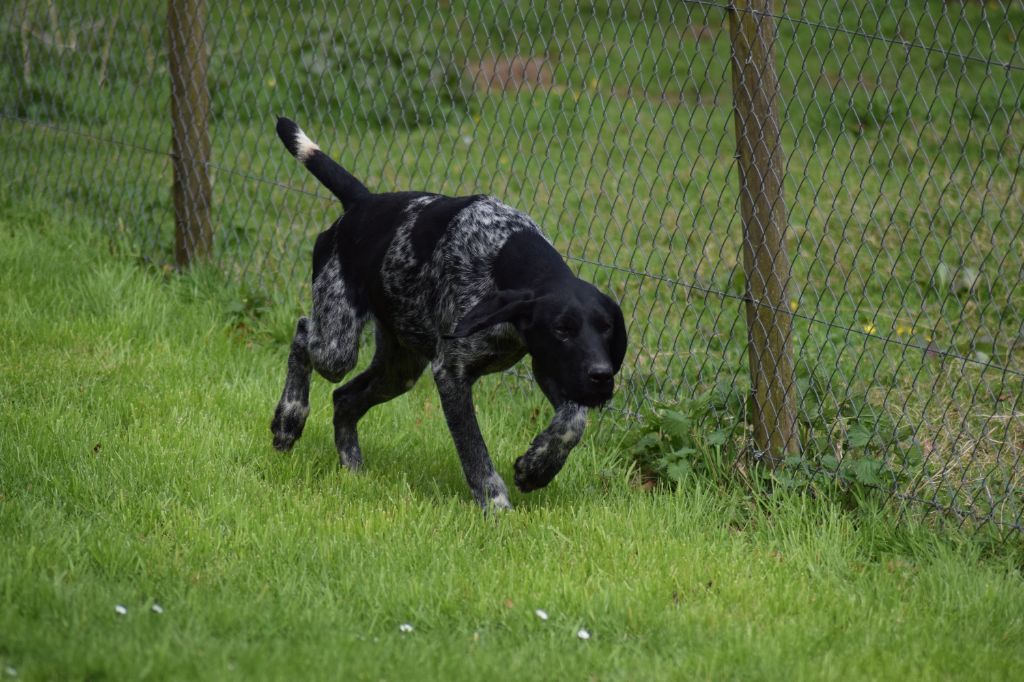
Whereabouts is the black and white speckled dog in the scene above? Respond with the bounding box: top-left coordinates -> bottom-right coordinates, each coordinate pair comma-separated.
270,117 -> 626,510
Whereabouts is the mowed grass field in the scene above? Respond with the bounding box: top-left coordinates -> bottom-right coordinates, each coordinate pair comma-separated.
2,0 -> 1022,524
2,196 -> 1024,680
1,5 -> 1023,675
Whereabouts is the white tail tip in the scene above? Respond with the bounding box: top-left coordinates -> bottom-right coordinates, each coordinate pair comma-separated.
294,128 -> 320,162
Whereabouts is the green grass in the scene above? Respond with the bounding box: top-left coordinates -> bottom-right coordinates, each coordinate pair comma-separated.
1,3 -> 1022,538
2,194 -> 1024,680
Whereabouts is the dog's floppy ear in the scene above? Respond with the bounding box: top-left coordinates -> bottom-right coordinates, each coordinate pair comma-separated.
446,289 -> 535,339
608,298 -> 627,373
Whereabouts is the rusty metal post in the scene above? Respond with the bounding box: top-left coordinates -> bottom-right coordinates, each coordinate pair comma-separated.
168,0 -> 212,266
729,0 -> 799,461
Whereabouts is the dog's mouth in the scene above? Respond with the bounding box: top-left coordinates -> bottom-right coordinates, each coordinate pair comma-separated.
534,366 -> 615,408
577,383 -> 614,408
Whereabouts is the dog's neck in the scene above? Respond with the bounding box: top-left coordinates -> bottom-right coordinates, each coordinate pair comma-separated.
492,230 -> 575,293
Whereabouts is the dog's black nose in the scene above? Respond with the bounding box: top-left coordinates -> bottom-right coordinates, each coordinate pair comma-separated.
588,365 -> 613,383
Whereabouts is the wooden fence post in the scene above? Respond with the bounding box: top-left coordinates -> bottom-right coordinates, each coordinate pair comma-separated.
729,0 -> 799,462
168,0 -> 212,266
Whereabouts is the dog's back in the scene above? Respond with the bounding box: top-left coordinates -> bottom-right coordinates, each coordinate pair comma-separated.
379,194 -> 542,355
277,117 -> 545,357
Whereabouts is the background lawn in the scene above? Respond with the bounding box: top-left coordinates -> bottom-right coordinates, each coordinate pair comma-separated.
2,1 -> 1024,677
1,0 -> 1022,527
1,194 -> 1022,680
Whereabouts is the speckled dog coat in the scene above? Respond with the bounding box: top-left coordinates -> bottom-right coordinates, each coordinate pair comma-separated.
270,117 -> 626,510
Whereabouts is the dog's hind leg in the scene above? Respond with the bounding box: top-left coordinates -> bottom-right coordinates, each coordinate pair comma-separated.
331,327 -> 428,470
271,256 -> 365,451
271,316 -> 314,451
432,364 -> 512,512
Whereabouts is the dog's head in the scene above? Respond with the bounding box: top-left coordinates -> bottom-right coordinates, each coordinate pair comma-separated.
449,280 -> 627,407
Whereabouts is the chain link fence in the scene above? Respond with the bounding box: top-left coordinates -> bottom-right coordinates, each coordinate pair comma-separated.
2,0 -> 1022,536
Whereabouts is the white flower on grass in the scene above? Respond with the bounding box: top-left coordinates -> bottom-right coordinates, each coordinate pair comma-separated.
151,603 -> 164,614
4,666 -> 17,678
534,609 -> 549,621
399,623 -> 414,634
577,628 -> 591,640
114,604 -> 127,616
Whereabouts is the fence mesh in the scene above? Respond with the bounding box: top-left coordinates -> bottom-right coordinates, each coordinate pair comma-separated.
2,0 -> 1022,535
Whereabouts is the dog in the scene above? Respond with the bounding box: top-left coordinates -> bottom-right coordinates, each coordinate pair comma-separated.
270,117 -> 626,510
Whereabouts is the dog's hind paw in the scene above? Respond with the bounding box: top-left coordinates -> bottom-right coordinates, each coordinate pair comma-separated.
271,400 -> 309,452
272,432 -> 296,452
338,445 -> 364,471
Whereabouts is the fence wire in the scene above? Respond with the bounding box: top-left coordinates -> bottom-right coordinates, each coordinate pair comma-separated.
2,0 -> 1022,536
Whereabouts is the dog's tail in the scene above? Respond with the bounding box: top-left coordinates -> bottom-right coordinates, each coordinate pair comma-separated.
276,117 -> 370,210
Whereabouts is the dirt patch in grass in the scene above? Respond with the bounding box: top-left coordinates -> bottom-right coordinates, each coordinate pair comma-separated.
464,55 -> 554,92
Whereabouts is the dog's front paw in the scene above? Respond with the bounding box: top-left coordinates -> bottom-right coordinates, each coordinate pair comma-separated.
515,402 -> 586,491
271,400 -> 309,452
514,435 -> 570,492
478,473 -> 512,514
514,451 -> 559,492
483,494 -> 512,515
513,458 -> 535,492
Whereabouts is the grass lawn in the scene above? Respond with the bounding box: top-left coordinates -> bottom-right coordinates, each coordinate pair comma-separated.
3,0 -> 1023,526
2,198 -> 1023,680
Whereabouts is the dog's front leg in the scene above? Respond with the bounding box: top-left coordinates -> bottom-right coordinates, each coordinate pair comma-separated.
433,365 -> 512,512
514,402 -> 588,492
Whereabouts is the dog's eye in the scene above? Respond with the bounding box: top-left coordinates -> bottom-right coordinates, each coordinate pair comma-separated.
553,324 -> 574,340
594,319 -> 611,333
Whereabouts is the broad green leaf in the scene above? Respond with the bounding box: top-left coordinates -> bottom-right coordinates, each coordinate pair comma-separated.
847,425 -> 873,448
704,430 -> 728,447
666,460 -> 692,482
631,432 -> 661,454
669,447 -> 697,460
660,411 -> 692,442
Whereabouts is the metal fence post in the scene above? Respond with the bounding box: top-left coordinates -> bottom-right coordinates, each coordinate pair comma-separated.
168,0 -> 212,266
729,0 -> 799,462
